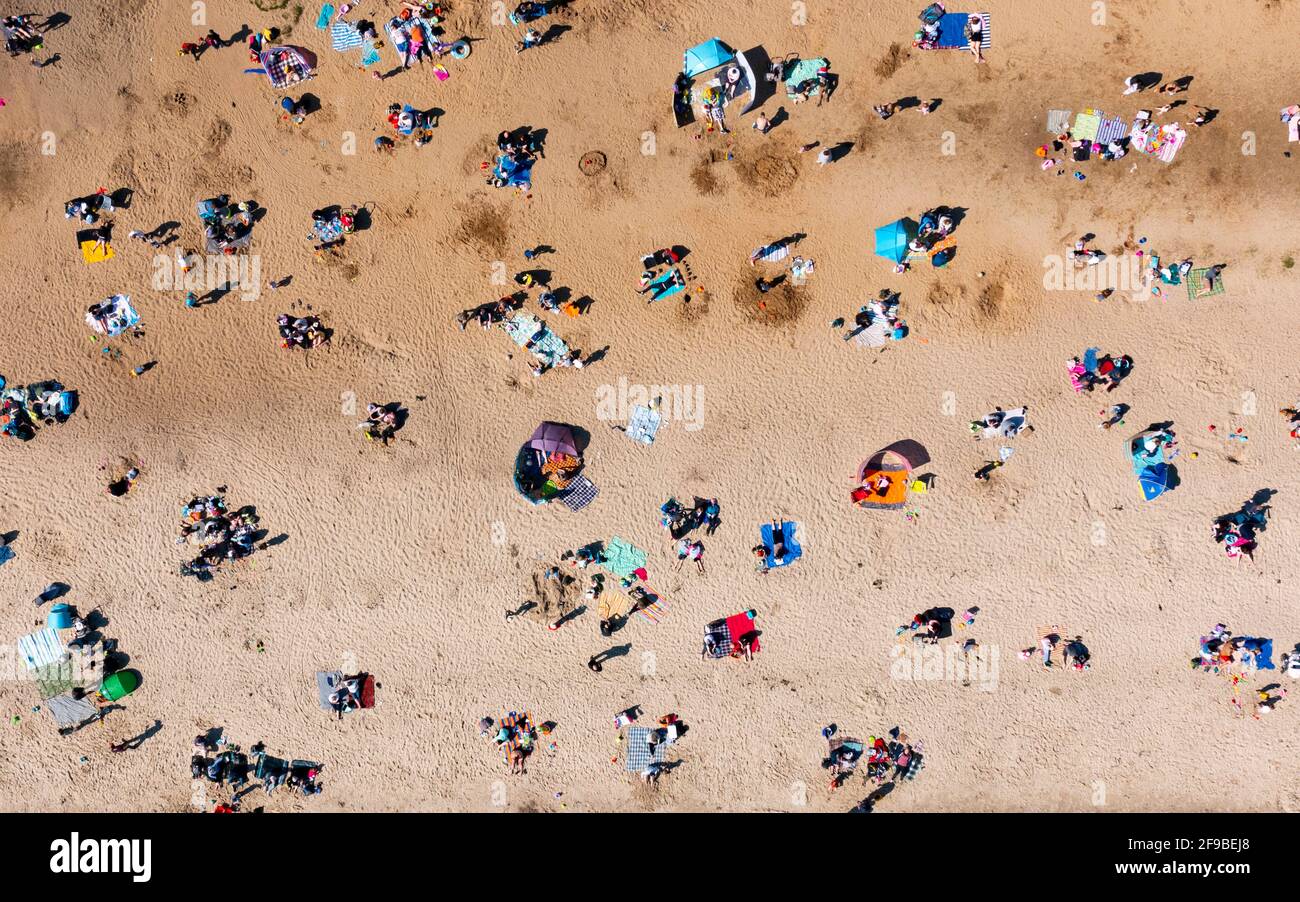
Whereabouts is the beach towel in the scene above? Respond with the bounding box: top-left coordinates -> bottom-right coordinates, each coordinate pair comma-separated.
853,317 -> 892,348
1186,268 -> 1225,300
360,41 -> 381,67
624,725 -> 667,772
503,312 -> 544,347
1047,109 -> 1072,133
86,295 -> 140,337
751,241 -> 792,265
934,13 -> 990,50
1072,108 -> 1102,142
499,710 -> 535,762
1240,638 -> 1275,670
316,671 -> 343,710
46,692 -> 99,730
783,57 -> 828,97
330,21 -> 363,51
316,4 -> 335,29
386,15 -> 437,66
603,536 -> 647,579
625,405 -> 662,445
529,328 -> 570,366
76,230 -> 114,264
1096,115 -> 1127,145
760,521 -> 802,568
1153,124 -> 1186,163
559,476 -> 599,511
646,267 -> 686,302
17,628 -> 66,671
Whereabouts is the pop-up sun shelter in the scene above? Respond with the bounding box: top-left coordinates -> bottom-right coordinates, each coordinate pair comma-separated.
514,421 -> 584,506
874,218 -> 919,264
680,37 -> 758,116
854,449 -> 913,509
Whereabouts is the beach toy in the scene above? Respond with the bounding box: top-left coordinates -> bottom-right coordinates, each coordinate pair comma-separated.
1073,171 -> 1086,180
450,40 -> 470,59
47,603 -> 74,630
99,670 -> 140,702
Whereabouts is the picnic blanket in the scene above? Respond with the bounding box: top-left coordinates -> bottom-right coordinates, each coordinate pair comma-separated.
86,295 -> 139,337
1072,108 -> 1102,142
1187,268 -> 1225,300
784,57 -> 828,97
603,536 -> 647,579
760,521 -> 803,568
1096,115 -> 1127,145
934,12 -> 990,49
705,610 -> 761,658
559,475 -> 599,511
1152,124 -> 1186,163
625,405 -> 662,445
1046,109 -> 1072,133
624,725 -> 667,772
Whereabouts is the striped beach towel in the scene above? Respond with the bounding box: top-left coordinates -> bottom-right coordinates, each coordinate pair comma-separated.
1046,109 -> 1072,134
330,21 -> 363,51
1095,115 -> 1127,145
499,710 -> 534,762
18,628 -> 66,671
559,476 -> 599,511
624,726 -> 667,772
635,595 -> 668,625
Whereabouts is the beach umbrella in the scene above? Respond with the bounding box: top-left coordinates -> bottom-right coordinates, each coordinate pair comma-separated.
528,422 -> 578,457
683,38 -> 734,77
873,218 -> 918,264
1137,463 -> 1169,501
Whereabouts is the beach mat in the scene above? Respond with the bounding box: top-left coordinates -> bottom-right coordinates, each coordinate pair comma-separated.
316,671 -> 343,710
1046,109 -> 1071,133
635,593 -> 668,625
760,521 -> 802,568
934,13 -> 990,49
602,536 -> 647,579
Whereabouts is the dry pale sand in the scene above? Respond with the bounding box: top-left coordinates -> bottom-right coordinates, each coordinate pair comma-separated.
1,0 -> 1299,813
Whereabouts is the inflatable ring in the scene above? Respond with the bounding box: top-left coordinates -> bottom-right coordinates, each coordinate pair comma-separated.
450,40 -> 470,59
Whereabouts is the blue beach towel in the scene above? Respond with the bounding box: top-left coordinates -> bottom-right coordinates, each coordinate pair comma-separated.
935,13 -> 990,49
760,521 -> 803,568
316,4 -> 335,29
626,405 -> 662,445
330,21 -> 363,51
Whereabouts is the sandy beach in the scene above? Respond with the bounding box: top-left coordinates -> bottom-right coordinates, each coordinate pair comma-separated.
1,0 -> 1299,812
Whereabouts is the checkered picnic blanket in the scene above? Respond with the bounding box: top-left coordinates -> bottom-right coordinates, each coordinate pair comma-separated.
330,22 -> 363,51
560,476 -> 599,511
624,726 -> 667,772
705,611 -> 759,658
1187,268 -> 1225,300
